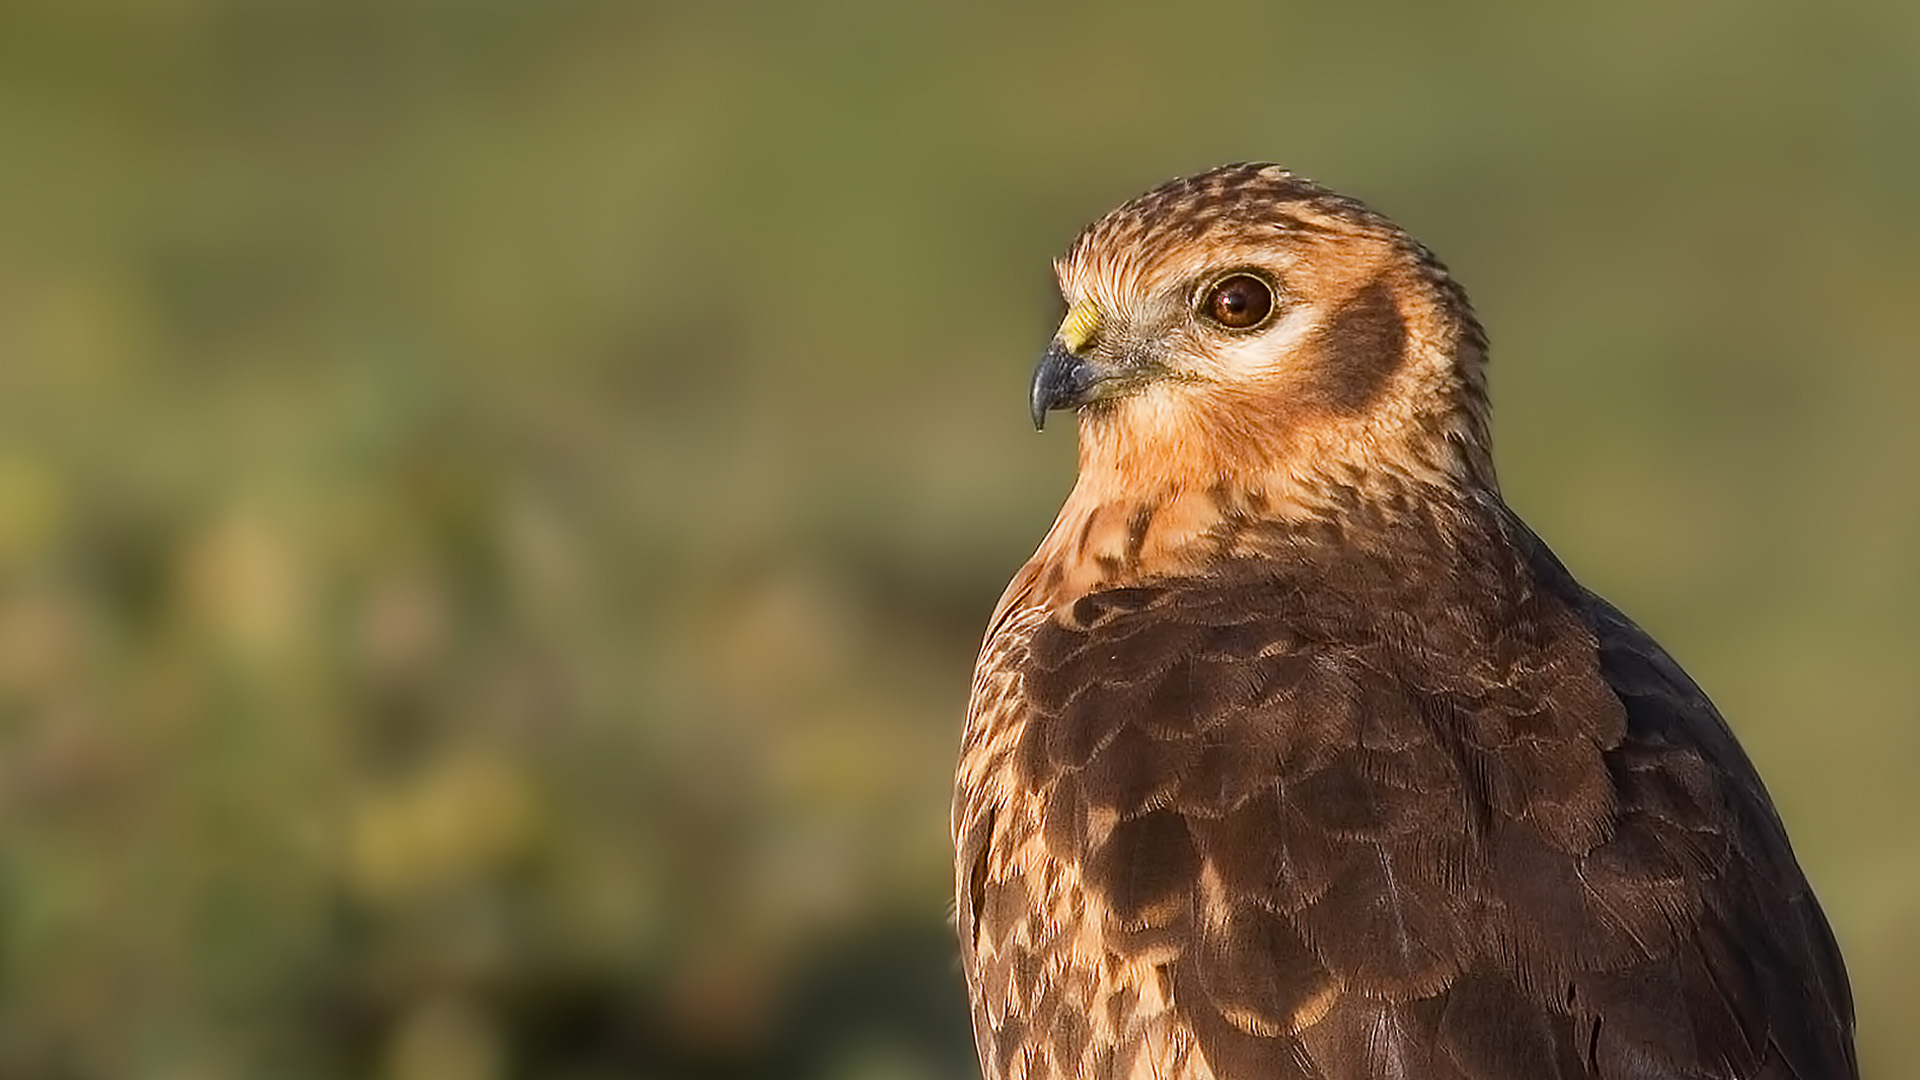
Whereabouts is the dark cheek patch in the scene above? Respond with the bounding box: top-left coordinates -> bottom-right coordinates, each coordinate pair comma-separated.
1311,279 -> 1408,414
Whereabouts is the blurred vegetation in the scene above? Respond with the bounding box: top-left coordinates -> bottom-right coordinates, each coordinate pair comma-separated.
0,1 -> 1913,1078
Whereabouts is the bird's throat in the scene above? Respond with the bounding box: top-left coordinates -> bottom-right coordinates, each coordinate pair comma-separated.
1001,395 -> 1482,616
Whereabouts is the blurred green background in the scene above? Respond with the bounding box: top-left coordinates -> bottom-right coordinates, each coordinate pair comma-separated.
0,1 -> 1914,1078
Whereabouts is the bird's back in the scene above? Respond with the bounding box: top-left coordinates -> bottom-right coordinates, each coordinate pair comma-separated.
955,493 -> 1855,1080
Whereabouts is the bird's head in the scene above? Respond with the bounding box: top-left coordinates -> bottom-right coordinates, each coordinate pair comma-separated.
1034,163 -> 1494,512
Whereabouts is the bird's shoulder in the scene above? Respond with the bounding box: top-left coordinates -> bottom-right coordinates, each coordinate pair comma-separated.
955,500 -> 1855,1080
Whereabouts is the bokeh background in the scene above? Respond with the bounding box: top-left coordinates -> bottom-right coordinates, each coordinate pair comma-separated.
0,1 -> 1914,1078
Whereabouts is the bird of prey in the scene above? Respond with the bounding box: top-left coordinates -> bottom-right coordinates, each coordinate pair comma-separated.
953,164 -> 1855,1080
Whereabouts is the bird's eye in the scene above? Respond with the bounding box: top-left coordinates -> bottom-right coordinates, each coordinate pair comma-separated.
1202,274 -> 1275,330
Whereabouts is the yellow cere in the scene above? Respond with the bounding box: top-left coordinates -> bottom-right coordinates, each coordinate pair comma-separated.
1056,301 -> 1102,354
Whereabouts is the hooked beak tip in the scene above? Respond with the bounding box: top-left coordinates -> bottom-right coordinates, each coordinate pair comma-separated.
1029,341 -> 1086,433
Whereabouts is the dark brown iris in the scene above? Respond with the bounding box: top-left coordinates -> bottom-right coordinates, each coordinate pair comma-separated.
1203,273 -> 1274,329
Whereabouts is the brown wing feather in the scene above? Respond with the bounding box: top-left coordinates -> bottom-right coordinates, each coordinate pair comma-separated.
955,504 -> 1856,1080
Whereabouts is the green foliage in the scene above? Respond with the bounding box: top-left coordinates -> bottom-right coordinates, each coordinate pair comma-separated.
0,1 -> 1913,1077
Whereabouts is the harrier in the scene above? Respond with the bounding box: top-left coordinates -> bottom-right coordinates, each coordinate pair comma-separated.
954,164 -> 1855,1080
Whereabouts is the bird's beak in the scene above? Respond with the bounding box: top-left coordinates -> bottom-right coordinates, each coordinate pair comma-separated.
1030,300 -> 1106,431
1029,340 -> 1099,431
